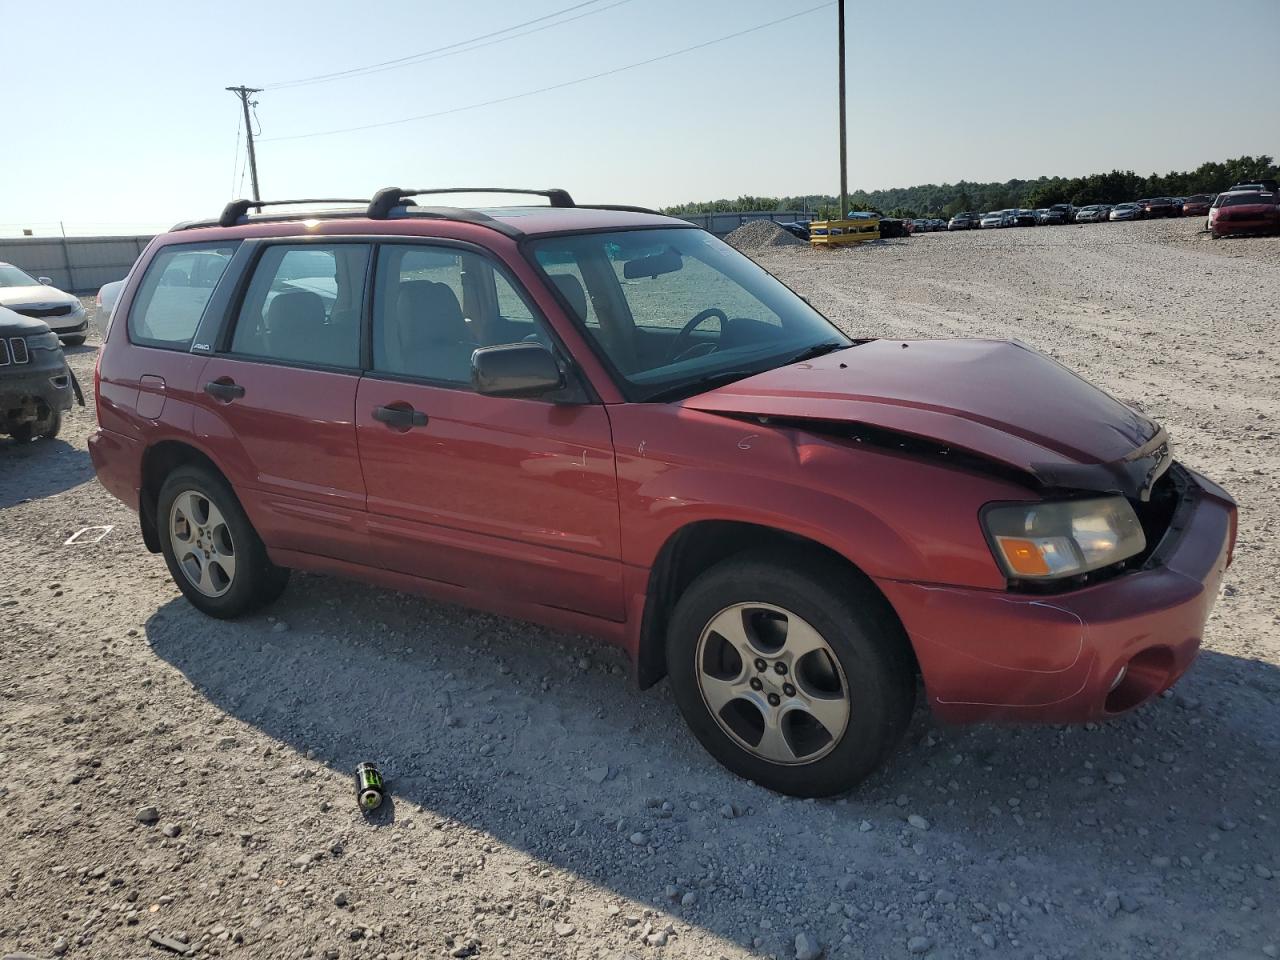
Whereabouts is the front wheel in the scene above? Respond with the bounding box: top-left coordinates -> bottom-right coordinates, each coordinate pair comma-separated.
157,465 -> 289,618
61,335 -> 86,347
666,552 -> 915,797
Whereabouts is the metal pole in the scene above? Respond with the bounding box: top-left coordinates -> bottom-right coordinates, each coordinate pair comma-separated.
837,0 -> 848,220
226,86 -> 263,201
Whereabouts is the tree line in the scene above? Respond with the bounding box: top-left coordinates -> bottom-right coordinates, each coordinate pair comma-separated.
661,155 -> 1278,221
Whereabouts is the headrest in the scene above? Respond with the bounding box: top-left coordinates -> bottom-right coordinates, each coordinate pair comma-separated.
267,290 -> 327,339
550,273 -> 588,320
396,280 -> 468,343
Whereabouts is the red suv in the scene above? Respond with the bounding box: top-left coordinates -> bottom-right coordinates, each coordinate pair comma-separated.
90,188 -> 1237,796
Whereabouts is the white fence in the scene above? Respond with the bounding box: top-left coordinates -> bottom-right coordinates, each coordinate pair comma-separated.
0,235 -> 152,294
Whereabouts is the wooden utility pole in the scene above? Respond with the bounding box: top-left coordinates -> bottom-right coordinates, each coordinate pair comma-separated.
226,85 -> 263,201
837,0 -> 848,220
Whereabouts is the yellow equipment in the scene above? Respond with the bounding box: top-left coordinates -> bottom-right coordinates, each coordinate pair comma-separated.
808,216 -> 880,246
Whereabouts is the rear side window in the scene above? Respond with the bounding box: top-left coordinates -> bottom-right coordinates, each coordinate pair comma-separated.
128,242 -> 237,350
229,243 -> 370,369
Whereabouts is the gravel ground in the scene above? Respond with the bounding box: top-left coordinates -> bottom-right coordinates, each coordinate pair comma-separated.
1,217 -> 1278,960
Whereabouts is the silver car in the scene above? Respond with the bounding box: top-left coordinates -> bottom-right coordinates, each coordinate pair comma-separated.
980,211 -> 1007,228
0,262 -> 89,345
1109,203 -> 1142,222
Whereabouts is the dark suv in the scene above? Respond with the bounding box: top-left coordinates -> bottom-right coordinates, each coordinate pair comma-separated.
90,189 -> 1236,796
1,305 -> 79,441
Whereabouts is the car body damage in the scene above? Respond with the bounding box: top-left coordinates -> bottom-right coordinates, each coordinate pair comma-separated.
681,338 -> 1171,500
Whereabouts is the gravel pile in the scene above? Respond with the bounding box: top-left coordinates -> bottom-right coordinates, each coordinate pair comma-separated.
1,225 -> 1279,959
724,219 -> 805,251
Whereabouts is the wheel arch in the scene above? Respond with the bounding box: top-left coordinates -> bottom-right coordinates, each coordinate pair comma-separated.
635,519 -> 915,689
138,439 -> 232,553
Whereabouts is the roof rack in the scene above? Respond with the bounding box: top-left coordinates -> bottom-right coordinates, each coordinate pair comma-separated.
368,186 -> 575,219
218,198 -> 370,228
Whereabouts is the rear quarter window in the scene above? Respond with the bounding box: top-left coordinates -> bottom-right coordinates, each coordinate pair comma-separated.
127,242 -> 238,350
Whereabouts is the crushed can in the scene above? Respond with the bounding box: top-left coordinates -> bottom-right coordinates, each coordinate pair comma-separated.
355,762 -> 384,812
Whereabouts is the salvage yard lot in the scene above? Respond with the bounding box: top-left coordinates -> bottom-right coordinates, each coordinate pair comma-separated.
1,217 -> 1277,959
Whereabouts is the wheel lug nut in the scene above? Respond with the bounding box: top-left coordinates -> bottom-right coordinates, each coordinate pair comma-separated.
783,683 -> 796,697
754,658 -> 767,673
749,677 -> 763,691
767,693 -> 781,707
774,662 -> 787,675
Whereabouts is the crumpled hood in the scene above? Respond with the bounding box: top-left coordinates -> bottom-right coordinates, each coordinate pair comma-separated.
682,339 -> 1169,496
0,284 -> 80,309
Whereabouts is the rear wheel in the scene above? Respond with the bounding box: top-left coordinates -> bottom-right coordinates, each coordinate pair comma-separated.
666,551 -> 915,797
157,465 -> 289,618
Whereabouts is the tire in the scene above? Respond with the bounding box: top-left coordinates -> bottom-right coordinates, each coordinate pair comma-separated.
665,550 -> 915,797
61,335 -> 86,347
157,465 -> 289,618
10,409 -> 60,442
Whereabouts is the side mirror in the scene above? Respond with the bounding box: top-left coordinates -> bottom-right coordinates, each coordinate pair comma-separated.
472,342 -> 564,398
38,277 -> 53,285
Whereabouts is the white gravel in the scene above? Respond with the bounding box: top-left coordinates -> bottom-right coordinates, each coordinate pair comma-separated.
1,217 -> 1278,959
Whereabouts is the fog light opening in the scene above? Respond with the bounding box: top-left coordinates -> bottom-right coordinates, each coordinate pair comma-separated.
1105,648 -> 1175,714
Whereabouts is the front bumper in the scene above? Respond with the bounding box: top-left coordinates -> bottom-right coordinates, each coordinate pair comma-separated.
878,467 -> 1236,724
48,313 -> 88,335
1,364 -> 76,423
1212,216 -> 1280,236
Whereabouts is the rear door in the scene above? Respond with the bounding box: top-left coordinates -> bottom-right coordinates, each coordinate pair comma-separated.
354,242 -> 623,621
191,240 -> 371,562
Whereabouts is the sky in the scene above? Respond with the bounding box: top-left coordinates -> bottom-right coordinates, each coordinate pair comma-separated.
3,0 -> 1278,236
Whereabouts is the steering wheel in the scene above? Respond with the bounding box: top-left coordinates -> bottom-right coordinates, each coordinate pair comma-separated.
667,307 -> 729,362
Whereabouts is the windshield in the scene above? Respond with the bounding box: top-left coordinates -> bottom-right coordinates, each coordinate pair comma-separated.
529,228 -> 850,402
1221,192 -> 1273,207
0,264 -> 39,288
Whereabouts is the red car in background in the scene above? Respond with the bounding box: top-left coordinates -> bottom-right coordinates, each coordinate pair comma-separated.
89,189 -> 1237,796
1209,190 -> 1280,238
1180,194 -> 1214,217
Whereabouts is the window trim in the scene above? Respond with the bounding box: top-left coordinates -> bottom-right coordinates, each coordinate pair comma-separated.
215,237 -> 372,374
126,240 -> 242,352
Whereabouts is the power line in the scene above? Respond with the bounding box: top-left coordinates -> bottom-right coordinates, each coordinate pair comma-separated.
268,0 -> 634,91
265,0 -> 617,90
262,2 -> 833,143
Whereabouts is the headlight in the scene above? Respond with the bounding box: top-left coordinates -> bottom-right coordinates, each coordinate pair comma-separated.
25,331 -> 62,352
69,301 -> 85,315
982,496 -> 1146,580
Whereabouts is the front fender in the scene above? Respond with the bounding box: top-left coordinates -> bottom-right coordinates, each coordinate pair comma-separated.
608,404 -> 1031,590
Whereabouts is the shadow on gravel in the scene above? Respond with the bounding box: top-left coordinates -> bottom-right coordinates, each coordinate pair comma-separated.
145,573 -> 1280,955
0,435 -> 95,506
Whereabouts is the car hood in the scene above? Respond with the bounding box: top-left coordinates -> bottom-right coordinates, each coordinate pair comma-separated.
681,339 -> 1170,498
0,284 -> 79,308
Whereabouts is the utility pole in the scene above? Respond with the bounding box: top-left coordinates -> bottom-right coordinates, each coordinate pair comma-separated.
226,85 -> 263,201
837,0 -> 848,220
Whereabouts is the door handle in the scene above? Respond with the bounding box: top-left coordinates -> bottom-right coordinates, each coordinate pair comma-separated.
372,404 -> 428,429
204,379 -> 245,401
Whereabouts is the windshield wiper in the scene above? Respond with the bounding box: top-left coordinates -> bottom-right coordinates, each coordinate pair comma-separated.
783,340 -> 849,365
641,368 -> 764,404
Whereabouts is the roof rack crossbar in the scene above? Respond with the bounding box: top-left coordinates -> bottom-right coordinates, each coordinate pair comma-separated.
368,186 -> 575,220
218,198 -> 370,228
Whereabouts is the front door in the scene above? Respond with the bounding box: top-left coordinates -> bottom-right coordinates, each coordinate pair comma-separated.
354,242 -> 623,621
191,241 -> 372,561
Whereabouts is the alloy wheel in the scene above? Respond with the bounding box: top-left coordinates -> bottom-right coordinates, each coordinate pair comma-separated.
169,490 -> 236,598
695,602 -> 851,765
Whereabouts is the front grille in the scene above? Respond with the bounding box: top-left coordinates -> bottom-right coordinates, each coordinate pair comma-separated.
9,337 -> 29,364
0,338 -> 9,365
14,304 -> 72,319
